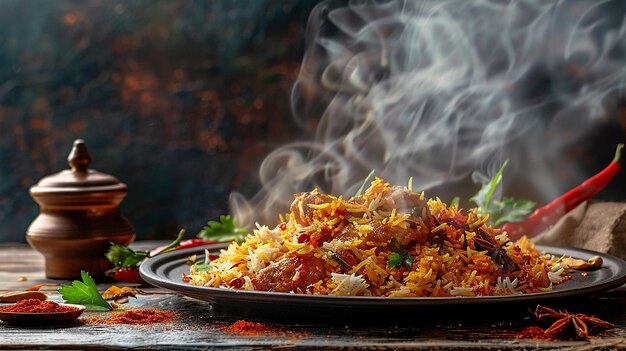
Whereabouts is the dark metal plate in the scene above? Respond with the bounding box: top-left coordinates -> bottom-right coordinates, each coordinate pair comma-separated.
140,244 -> 626,319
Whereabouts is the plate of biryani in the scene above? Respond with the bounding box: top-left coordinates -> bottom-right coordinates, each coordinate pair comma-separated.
140,178 -> 626,314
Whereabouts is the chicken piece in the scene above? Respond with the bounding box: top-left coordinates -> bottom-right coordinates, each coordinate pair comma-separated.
254,255 -> 327,292
377,186 -> 431,222
337,186 -> 432,247
290,191 -> 335,226
338,220 -> 425,248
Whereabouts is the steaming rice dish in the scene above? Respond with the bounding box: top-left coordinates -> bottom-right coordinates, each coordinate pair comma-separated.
185,178 -> 569,296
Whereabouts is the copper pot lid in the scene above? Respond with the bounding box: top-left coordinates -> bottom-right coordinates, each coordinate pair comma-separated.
30,139 -> 127,195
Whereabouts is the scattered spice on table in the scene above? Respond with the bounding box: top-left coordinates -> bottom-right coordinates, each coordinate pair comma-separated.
83,308 -> 176,325
222,320 -> 280,336
101,285 -> 137,304
517,305 -> 614,341
0,299 -> 80,313
26,283 -> 58,291
516,326 -> 554,341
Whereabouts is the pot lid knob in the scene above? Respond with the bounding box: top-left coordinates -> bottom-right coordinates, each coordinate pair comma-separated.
30,138 -> 124,190
68,139 -> 91,173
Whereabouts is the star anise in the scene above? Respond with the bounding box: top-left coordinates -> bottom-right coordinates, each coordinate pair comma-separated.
533,305 -> 614,340
472,228 -> 519,271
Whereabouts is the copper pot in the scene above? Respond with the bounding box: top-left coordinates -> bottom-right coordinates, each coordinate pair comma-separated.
26,139 -> 135,279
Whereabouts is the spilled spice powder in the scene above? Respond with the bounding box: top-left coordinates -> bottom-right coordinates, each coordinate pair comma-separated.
516,326 -> 553,341
222,320 -> 279,336
84,308 -> 176,325
0,299 -> 80,313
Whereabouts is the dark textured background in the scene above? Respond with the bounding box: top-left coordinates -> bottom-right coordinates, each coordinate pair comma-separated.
0,0 -> 319,242
1,1 -> 625,244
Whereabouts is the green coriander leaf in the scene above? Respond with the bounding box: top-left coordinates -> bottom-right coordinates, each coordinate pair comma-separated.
196,215 -> 247,243
470,161 -> 508,216
387,239 -> 414,269
193,263 -> 212,272
489,198 -> 536,226
58,271 -> 112,311
387,252 -> 402,269
193,249 -> 213,272
469,161 -> 536,226
105,244 -> 148,269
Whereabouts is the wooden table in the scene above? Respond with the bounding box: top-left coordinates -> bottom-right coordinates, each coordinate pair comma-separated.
1,242 -> 624,350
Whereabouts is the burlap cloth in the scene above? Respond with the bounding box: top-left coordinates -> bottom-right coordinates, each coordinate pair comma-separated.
533,201 -> 626,259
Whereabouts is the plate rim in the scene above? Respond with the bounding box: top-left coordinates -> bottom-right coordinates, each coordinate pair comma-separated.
139,243 -> 626,306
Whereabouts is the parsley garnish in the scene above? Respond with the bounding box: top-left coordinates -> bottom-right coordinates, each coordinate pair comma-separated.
105,229 -> 185,269
387,238 -> 415,269
196,215 -> 247,243
193,249 -> 212,272
105,244 -> 149,269
484,197 -> 536,226
471,161 -> 508,216
470,161 -> 536,226
194,262 -> 212,272
58,271 -> 113,311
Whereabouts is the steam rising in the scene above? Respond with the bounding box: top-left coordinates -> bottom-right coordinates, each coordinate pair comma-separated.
231,0 -> 626,228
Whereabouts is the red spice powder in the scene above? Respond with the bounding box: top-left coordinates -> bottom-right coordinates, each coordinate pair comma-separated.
516,326 -> 553,341
222,320 -> 279,336
84,308 -> 175,325
0,299 -> 80,313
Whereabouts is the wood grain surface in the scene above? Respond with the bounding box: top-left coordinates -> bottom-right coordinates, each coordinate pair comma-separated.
1,243 -> 624,350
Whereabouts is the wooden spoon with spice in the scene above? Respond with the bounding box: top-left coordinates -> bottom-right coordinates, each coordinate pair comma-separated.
0,291 -> 47,303
0,298 -> 85,325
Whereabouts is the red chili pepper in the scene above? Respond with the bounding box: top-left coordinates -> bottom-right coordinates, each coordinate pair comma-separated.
114,268 -> 146,285
177,238 -> 217,249
502,144 -> 623,240
309,227 -> 333,247
228,277 -> 244,289
296,233 -> 310,243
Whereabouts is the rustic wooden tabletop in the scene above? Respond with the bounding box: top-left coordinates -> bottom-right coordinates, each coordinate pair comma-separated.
1,242 -> 624,351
